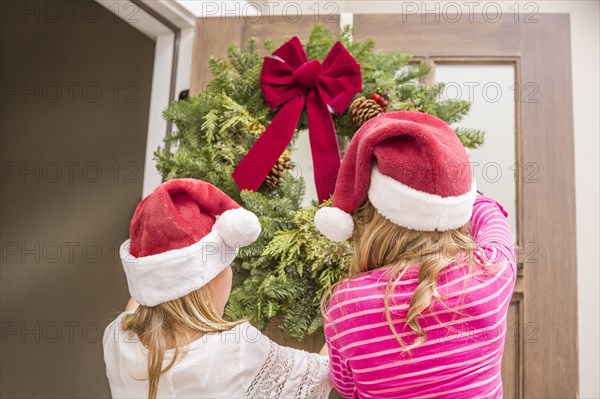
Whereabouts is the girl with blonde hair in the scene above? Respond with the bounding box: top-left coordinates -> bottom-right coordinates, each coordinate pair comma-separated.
103,179 -> 331,398
315,111 -> 516,398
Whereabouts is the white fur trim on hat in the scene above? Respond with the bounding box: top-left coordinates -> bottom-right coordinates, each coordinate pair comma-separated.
120,230 -> 238,307
214,208 -> 262,247
368,164 -> 477,231
314,207 -> 354,242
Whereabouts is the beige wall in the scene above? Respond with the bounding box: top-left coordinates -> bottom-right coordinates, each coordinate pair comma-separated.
0,0 -> 155,397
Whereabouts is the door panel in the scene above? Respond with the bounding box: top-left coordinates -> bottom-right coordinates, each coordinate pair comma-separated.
503,293 -> 524,399
190,15 -> 340,95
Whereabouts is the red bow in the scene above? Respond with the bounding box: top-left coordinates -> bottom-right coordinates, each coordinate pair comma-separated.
232,37 -> 362,203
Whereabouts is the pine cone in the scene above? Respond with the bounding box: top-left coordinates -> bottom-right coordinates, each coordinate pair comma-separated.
349,96 -> 384,127
265,151 -> 292,190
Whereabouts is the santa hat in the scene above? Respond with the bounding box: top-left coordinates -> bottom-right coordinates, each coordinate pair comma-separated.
119,178 -> 261,306
314,111 -> 476,241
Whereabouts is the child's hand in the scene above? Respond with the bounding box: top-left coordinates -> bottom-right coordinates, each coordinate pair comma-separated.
319,343 -> 329,357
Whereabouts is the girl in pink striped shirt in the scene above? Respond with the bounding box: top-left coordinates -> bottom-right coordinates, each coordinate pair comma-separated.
314,111 -> 516,398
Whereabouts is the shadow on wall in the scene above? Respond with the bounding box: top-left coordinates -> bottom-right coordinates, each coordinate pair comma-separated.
0,0 -> 154,397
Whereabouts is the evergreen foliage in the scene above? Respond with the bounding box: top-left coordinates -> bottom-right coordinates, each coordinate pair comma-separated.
155,24 -> 484,340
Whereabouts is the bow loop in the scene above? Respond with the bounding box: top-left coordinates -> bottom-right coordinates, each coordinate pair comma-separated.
233,37 -> 362,203
272,36 -> 308,69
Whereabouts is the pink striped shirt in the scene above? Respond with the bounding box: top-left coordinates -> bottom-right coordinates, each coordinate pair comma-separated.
325,196 -> 516,399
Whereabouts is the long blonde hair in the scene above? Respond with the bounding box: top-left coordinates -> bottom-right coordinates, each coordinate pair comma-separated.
121,286 -> 242,399
325,199 -> 479,351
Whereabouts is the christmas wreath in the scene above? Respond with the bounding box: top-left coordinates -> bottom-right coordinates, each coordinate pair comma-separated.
155,24 -> 484,340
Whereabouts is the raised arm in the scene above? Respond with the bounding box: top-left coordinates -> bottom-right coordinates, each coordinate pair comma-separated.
324,287 -> 357,399
470,195 -> 516,264
324,334 -> 356,399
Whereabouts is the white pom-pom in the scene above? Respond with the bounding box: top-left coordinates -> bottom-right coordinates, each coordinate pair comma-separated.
314,207 -> 354,242
215,208 -> 261,247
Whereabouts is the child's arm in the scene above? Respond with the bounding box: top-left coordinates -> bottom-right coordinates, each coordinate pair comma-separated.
470,195 -> 516,264
325,337 -> 356,399
323,283 -> 357,398
319,343 -> 328,356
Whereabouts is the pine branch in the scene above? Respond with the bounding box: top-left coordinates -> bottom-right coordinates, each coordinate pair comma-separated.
455,127 -> 485,149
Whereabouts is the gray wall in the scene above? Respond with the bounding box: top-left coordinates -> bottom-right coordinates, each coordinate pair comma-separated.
1,1 -> 155,397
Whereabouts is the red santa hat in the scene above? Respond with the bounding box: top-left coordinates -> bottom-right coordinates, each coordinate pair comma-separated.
314,111 -> 476,241
119,178 -> 261,306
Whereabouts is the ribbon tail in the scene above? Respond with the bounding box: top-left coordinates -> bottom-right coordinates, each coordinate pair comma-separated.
232,97 -> 304,192
307,89 -> 341,203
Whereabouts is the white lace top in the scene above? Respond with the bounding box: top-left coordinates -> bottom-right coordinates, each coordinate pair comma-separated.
103,313 -> 332,398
